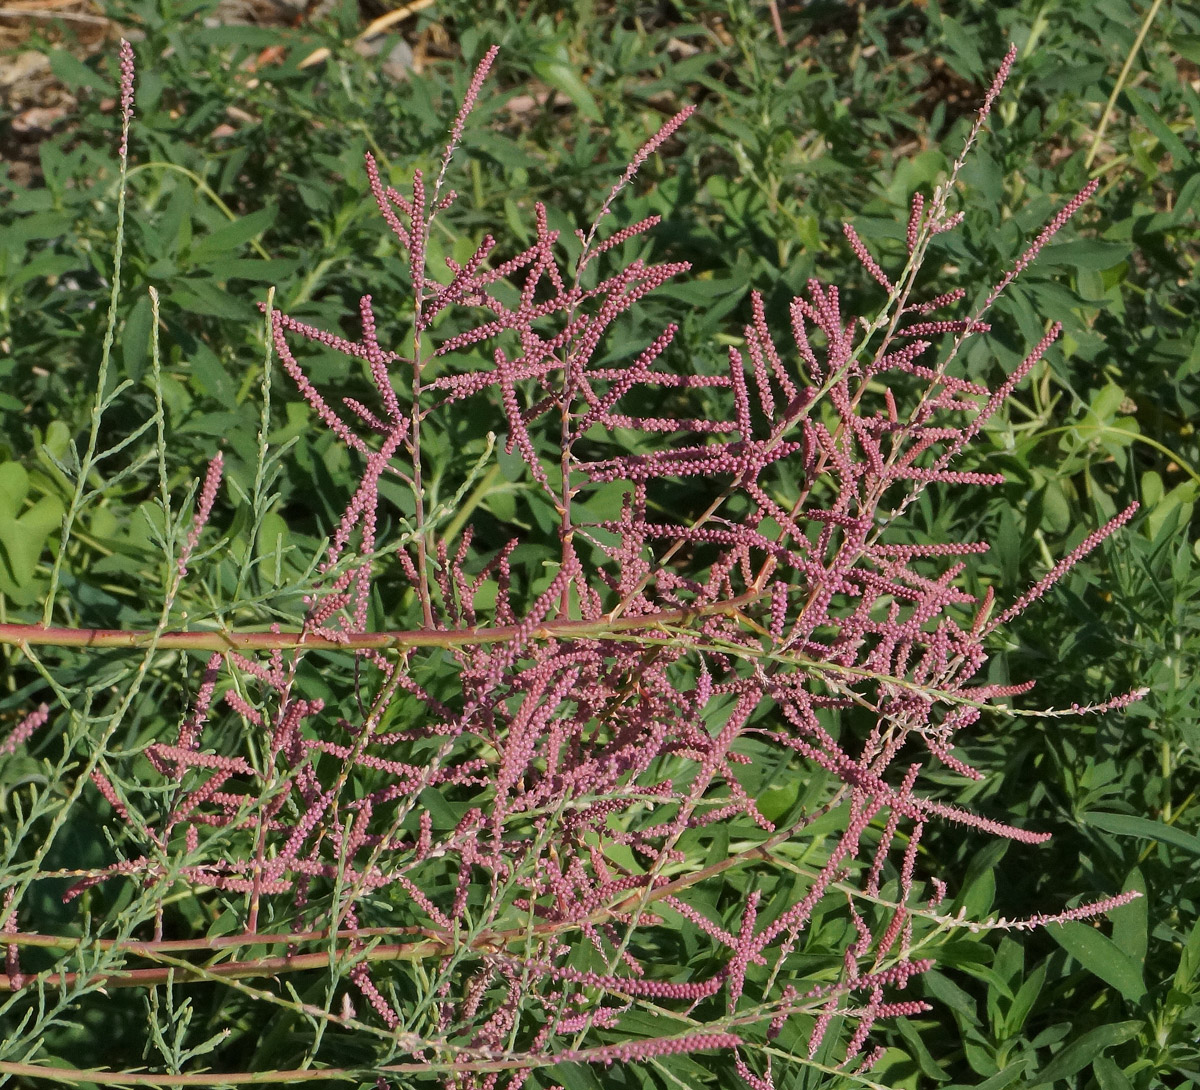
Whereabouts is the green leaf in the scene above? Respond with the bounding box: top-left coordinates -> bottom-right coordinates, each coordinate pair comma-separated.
657,276 -> 747,305
953,838 -> 1007,917
1110,869 -> 1148,965
190,206 -> 278,263
1038,477 -> 1072,534
7,251 -> 77,291
1124,86 -> 1192,164
0,462 -> 66,597
757,779 -> 800,823
1083,811 -> 1200,857
1175,917 -> 1200,990
193,24 -> 285,47
214,258 -> 301,281
895,1016 -> 951,1080
1001,960 -> 1047,1039
1041,239 -> 1132,270
923,970 -> 976,1019
123,294 -> 154,381
1094,1055 -> 1136,1090
2,212 -> 73,245
1172,33 -> 1200,64
1028,1021 -> 1141,1085
938,14 -> 985,78
964,1063 -> 1028,1090
1085,383 -> 1127,426
48,49 -> 116,94
546,1061 -> 607,1090
532,58 -> 601,121
159,180 -> 194,257
1047,921 -> 1146,1002
169,280 -> 253,320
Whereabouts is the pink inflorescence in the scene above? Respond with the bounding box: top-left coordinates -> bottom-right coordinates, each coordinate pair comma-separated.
178,452 -> 224,577
117,39 -> 135,160
0,704 -> 50,756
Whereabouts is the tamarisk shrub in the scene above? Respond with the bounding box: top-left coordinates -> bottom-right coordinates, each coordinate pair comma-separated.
0,41 -> 1145,1089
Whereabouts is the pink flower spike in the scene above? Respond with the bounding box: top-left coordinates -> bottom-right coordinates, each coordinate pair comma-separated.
118,40 -> 135,160
990,503 -> 1139,630
178,452 -> 224,577
436,45 -> 500,195
906,192 -> 925,254
949,45 -> 1018,175
0,704 -> 49,756
980,44 -> 1018,123
843,223 -> 893,292
1017,889 -> 1143,929
987,179 -> 1099,307
582,104 -> 695,255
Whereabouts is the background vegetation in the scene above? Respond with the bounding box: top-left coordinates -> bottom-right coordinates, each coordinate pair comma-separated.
0,0 -> 1197,1086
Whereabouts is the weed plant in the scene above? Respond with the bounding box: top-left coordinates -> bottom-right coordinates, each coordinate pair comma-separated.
1,2 -> 1198,1088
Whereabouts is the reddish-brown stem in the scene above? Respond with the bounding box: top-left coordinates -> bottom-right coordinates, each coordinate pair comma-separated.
0,939 -> 459,992
0,925 -> 428,954
0,592 -> 763,654
0,1029 -> 735,1085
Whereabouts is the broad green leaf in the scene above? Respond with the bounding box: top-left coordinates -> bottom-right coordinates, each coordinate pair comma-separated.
895,1016 -> 951,1080
546,1061 -> 607,1090
214,258 -> 301,281
532,58 -> 601,121
1175,917 -> 1200,990
758,779 -> 800,822
1110,868 -> 1148,964
1001,960 -> 1047,1040
48,49 -> 116,94
1124,86 -> 1191,163
1048,921 -> 1146,1002
1089,382 -> 1129,423
923,970 -> 976,1019
169,280 -> 254,320
193,24 -> 283,47
1084,811 -> 1200,857
1,212 -> 73,244
965,1063 -> 1028,1090
1172,32 -> 1200,64
123,293 -> 154,381
1094,1054 -> 1136,1090
1028,1021 -> 1141,1085
8,251 -> 77,291
657,276 -> 748,305
0,462 -> 66,599
1041,239 -> 1132,271
938,14 -> 985,78
190,206 -> 278,263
